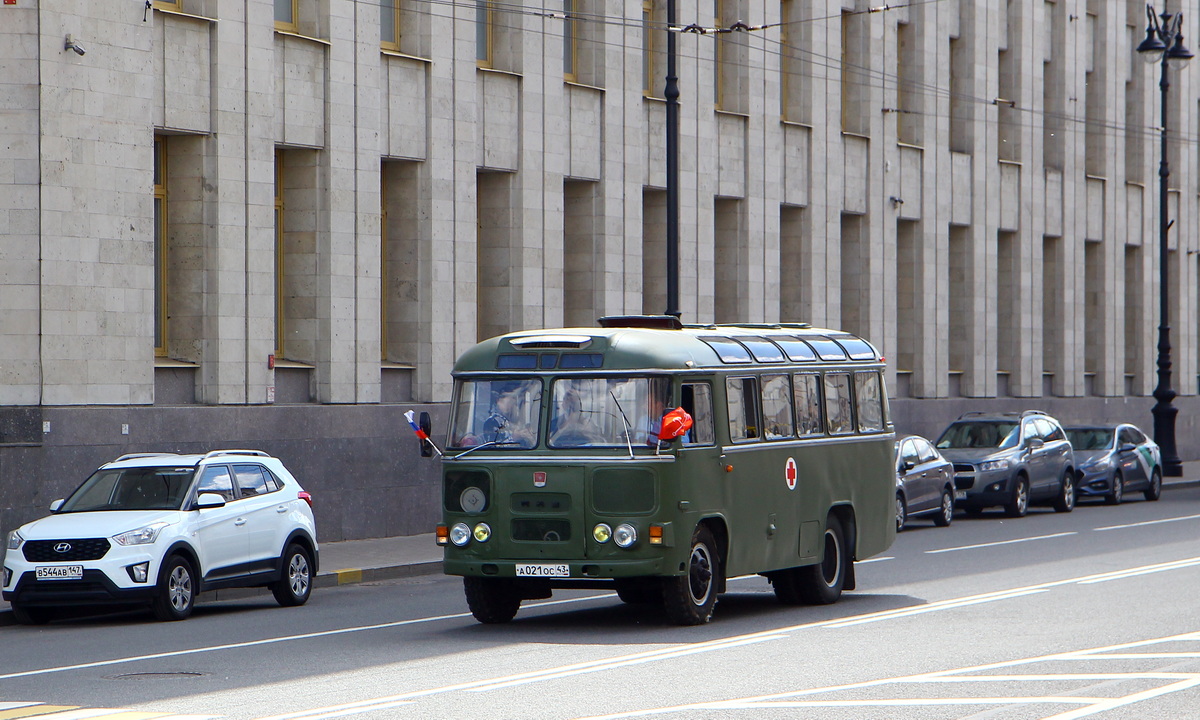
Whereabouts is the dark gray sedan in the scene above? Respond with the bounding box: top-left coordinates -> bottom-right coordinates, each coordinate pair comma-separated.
895,434 -> 956,531
1065,424 -> 1163,505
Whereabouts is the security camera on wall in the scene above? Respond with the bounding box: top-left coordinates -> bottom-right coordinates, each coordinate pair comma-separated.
64,35 -> 86,55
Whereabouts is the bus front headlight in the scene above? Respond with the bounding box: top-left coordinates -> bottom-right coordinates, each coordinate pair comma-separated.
613,524 -> 638,549
593,524 -> 612,543
449,523 -> 471,546
473,523 -> 491,542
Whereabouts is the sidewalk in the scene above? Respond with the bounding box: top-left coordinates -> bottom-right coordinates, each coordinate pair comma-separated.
4,463 -> 1200,627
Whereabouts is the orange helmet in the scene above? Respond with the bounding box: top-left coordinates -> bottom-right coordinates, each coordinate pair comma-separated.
658,407 -> 694,441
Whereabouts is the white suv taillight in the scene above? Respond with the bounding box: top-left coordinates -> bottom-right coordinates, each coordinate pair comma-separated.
298,491 -> 313,508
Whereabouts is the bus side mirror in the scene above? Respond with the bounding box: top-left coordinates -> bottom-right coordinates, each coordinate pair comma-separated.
419,411 -> 433,458
658,407 -> 694,442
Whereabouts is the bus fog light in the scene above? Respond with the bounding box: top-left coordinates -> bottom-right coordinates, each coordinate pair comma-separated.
593,524 -> 612,543
450,523 -> 471,546
473,523 -> 491,542
613,524 -> 637,548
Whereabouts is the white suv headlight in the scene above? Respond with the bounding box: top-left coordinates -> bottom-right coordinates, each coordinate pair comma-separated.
113,522 -> 170,547
979,459 -> 1011,473
6,530 -> 23,551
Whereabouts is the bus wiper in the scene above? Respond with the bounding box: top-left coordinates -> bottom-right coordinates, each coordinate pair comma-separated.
609,391 -> 635,459
452,440 -> 519,460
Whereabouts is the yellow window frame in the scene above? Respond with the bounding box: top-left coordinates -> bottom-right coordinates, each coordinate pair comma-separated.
381,0 -> 401,51
476,0 -> 494,68
274,0 -> 298,33
153,137 -> 168,357
274,151 -> 286,357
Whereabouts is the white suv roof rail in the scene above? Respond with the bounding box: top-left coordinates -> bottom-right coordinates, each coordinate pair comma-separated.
202,449 -> 271,459
112,452 -> 183,462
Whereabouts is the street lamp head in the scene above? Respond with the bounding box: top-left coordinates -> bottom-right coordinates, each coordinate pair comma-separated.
1166,32 -> 1194,69
1138,27 -> 1168,59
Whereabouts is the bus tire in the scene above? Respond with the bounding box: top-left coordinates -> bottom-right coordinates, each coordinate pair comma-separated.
615,578 -> 662,605
463,577 -> 521,624
663,525 -> 720,625
796,515 -> 848,605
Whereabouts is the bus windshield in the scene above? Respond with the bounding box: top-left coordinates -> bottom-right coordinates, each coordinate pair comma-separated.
449,378 -> 543,449
548,377 -> 670,448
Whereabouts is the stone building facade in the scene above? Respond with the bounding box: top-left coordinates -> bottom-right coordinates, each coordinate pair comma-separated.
2,0 -> 1198,540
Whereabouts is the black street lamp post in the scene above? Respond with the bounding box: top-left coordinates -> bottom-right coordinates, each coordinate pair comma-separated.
1137,3 -> 1193,477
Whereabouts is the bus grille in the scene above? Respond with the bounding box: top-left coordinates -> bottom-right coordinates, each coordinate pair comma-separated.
591,469 -> 656,514
512,518 -> 571,542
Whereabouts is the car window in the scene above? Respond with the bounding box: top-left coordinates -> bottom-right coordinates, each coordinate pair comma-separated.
1042,420 -> 1066,442
936,421 -> 1018,449
234,464 -> 277,498
914,437 -> 938,463
1118,427 -> 1140,446
1067,428 -> 1113,450
60,467 -> 194,512
196,465 -> 236,502
900,439 -> 920,466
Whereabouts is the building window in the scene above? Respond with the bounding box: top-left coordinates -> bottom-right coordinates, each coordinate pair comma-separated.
275,0 -> 297,32
563,0 -> 577,80
152,0 -> 182,11
381,0 -> 400,51
476,0 -> 493,67
643,0 -> 665,96
153,137 -> 168,357
274,151 -> 286,357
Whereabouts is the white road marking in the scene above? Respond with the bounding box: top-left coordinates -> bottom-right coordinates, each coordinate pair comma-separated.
925,531 -> 1076,554
856,555 -> 894,564
572,630 -> 1200,720
1093,512 -> 1200,532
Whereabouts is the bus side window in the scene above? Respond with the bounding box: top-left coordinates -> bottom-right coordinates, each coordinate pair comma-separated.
793,372 -> 823,436
726,376 -> 761,441
680,382 -> 715,445
761,374 -> 794,440
854,371 -> 884,432
824,373 -> 854,436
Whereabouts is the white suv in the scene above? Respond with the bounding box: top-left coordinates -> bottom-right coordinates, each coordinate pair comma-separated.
3,450 -> 318,624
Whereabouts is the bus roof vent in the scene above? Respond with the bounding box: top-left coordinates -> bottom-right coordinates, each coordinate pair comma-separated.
597,315 -> 684,330
509,335 -> 593,349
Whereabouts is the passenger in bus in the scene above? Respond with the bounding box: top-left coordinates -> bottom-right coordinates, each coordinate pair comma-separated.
550,391 -> 604,447
630,392 -> 670,446
487,386 -> 537,448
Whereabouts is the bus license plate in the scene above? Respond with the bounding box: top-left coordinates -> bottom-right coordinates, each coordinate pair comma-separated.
515,563 -> 569,578
36,565 -> 83,581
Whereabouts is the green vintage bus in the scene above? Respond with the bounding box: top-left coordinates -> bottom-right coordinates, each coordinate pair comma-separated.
430,316 -> 896,625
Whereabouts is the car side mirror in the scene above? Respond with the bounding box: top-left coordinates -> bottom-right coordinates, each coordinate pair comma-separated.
49,499 -> 64,513
196,493 -> 227,509
1026,437 -> 1045,449
900,460 -> 916,472
419,411 -> 434,458
1118,442 -> 1136,454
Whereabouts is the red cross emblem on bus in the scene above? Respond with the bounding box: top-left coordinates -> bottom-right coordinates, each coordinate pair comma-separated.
785,457 -> 798,490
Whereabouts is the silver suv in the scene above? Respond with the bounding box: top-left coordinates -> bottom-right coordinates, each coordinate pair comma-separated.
934,411 -> 1076,518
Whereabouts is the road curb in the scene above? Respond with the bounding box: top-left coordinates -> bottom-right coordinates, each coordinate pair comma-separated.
0,560 -> 444,628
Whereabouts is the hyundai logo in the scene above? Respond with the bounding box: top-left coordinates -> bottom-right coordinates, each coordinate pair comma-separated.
53,542 -> 72,554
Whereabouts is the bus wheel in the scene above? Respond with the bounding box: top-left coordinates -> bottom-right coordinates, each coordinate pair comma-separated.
663,525 -> 720,625
615,578 -> 662,605
796,515 -> 848,605
463,577 -> 521,624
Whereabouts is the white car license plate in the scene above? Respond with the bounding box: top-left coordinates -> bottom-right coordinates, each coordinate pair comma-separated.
515,563 -> 569,578
954,490 -> 966,500
36,565 -> 83,581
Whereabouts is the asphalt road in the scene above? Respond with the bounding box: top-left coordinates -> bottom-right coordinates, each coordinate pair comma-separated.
5,485 -> 1200,720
